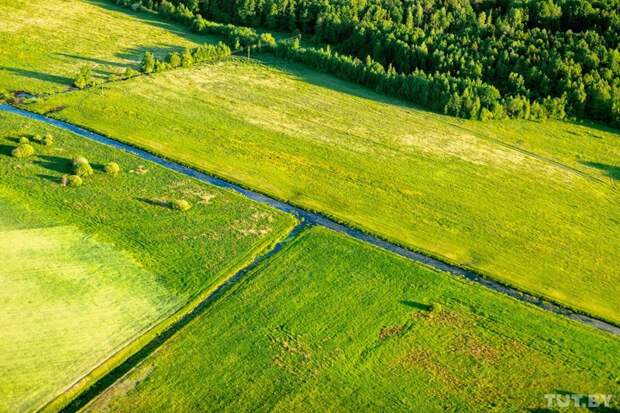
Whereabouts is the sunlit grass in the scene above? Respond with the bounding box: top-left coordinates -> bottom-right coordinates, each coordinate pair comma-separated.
26,57 -> 620,324
87,227 -> 620,413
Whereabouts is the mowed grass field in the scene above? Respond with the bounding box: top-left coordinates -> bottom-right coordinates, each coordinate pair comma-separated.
27,56 -> 620,324
0,215 -> 173,413
0,112 -> 294,411
0,0 -> 213,94
86,227 -> 620,413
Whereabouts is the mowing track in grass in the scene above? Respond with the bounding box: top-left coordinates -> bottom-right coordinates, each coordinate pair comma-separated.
1,103 -> 618,337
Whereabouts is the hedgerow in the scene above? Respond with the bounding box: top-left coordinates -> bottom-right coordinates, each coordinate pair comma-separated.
111,0 -> 619,123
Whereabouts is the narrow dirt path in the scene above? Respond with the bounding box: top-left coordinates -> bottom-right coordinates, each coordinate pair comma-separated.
2,103 -> 618,339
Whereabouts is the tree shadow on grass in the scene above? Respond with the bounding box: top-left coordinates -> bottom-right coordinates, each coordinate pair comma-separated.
86,0 -> 209,43
56,53 -> 127,68
34,155 -> 72,174
0,144 -> 15,157
0,67 -> 72,86
36,174 -> 61,184
136,197 -> 170,209
400,300 -> 432,311
580,161 -> 620,180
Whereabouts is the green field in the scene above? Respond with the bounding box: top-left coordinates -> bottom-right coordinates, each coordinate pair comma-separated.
0,112 -> 294,411
0,220 -> 173,413
85,227 -> 620,413
0,0 -> 212,94
26,56 -> 620,324
2,1 -> 620,411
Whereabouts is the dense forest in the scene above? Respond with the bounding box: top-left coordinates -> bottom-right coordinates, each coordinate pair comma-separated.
119,0 -> 620,125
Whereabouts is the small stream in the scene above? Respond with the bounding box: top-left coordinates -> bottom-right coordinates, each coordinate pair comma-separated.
1,103 -> 618,336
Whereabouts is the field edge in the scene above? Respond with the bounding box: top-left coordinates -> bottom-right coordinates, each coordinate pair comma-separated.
38,215 -> 298,413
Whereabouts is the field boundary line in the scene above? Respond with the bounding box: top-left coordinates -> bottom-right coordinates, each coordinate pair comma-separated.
34,215 -> 300,413
49,221 -> 306,413
2,103 -> 619,339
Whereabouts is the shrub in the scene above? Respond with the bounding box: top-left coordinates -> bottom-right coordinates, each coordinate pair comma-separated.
72,156 -> 94,176
181,48 -> 193,67
124,67 -> 140,78
18,136 -> 30,144
74,65 -> 94,89
62,174 -> 83,187
430,303 -> 443,314
141,51 -> 156,74
104,161 -> 120,176
41,133 -> 54,146
168,51 -> 182,68
11,143 -> 34,158
170,199 -> 191,211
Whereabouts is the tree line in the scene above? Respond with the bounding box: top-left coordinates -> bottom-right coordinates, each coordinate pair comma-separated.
112,0 -> 620,125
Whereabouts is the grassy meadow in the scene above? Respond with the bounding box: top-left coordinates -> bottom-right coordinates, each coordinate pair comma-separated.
0,0 -> 215,94
26,56 -> 620,324
0,111 -> 294,411
86,227 -> 620,413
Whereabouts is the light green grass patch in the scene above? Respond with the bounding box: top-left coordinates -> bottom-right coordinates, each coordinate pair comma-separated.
0,223 -> 174,413
86,227 -> 620,413
27,57 -> 620,324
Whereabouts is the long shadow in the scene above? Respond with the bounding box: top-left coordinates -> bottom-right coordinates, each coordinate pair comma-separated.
136,197 -> 170,208
252,54 -> 425,111
37,174 -> 61,184
34,155 -> 72,174
85,0 -> 212,43
84,0 -> 432,113
0,67 -> 72,86
55,53 -> 126,68
0,144 -> 14,157
580,161 -> 620,180
400,300 -> 432,311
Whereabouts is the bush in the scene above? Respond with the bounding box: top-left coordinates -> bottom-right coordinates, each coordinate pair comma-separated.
123,67 -> 140,79
430,303 -> 443,314
62,174 -> 83,187
73,65 -> 94,89
168,51 -> 182,68
104,161 -> 120,176
72,156 -> 94,176
170,199 -> 191,211
18,136 -> 30,144
11,143 -> 34,158
41,133 -> 54,146
141,51 -> 156,74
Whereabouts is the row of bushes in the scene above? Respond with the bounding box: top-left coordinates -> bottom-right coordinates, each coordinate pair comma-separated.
111,0 -> 567,121
141,42 -> 232,75
7,134 -> 192,209
11,134 -> 54,158
273,42 -> 567,121
73,42 -> 231,90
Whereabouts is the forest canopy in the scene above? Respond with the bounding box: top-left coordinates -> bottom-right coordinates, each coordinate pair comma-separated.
126,0 -> 620,125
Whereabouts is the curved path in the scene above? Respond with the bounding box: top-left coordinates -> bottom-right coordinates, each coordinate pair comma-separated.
1,103 -> 618,336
